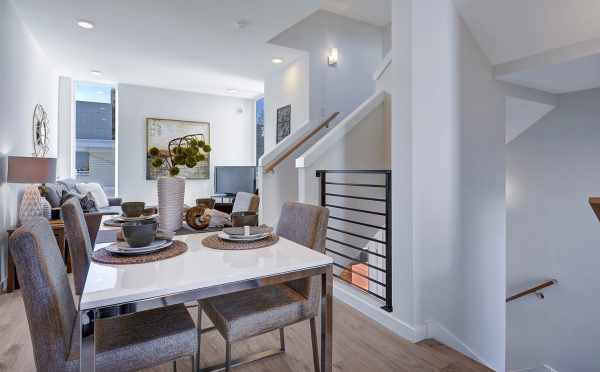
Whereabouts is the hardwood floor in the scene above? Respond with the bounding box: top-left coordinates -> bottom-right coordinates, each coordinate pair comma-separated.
0,286 -> 492,372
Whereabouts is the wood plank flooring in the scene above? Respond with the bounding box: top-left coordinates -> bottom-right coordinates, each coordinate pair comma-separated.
0,286 -> 492,372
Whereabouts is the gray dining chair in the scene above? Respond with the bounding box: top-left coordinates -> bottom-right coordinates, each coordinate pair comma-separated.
61,198 -> 102,296
9,217 -> 198,372
231,192 -> 260,214
199,201 -> 329,372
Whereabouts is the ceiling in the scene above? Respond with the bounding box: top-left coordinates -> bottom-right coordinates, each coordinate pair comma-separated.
13,0 -> 322,99
454,0 -> 600,65
454,0 -> 600,94
321,0 -> 391,27
13,0 -> 389,99
498,52 -> 600,94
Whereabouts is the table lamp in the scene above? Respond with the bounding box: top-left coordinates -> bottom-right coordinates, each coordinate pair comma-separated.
7,156 -> 57,224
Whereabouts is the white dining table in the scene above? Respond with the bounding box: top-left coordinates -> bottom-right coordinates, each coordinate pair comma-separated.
79,232 -> 334,372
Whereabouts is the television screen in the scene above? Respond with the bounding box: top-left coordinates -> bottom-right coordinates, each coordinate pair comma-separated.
214,166 -> 256,195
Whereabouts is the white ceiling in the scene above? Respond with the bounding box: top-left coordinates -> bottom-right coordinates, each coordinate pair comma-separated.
13,0 -> 389,99
498,52 -> 600,94
13,0 -> 322,99
454,0 -> 600,65
454,0 -> 600,94
321,0 -> 391,27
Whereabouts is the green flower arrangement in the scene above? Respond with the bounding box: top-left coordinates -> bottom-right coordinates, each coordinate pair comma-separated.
148,134 -> 212,177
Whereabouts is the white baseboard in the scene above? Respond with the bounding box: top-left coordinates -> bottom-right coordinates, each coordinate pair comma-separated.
510,366 -> 555,372
332,280 -> 419,342
510,365 -> 557,372
424,320 -> 496,371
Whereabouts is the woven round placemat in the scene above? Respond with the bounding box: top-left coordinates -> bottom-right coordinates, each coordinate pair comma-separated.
202,234 -> 279,250
92,240 -> 188,265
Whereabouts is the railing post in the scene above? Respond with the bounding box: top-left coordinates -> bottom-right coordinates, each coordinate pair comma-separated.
382,171 -> 393,312
317,171 -> 326,207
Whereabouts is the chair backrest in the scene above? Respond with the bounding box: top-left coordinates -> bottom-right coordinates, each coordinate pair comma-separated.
9,218 -> 76,372
232,192 -> 260,214
61,198 -> 93,295
276,202 -> 329,308
196,198 -> 216,209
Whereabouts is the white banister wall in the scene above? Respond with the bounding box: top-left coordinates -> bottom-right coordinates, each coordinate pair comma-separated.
259,116 -> 333,226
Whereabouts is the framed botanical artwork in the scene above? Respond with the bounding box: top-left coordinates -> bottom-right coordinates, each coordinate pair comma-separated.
146,118 -> 210,180
276,104 -> 291,143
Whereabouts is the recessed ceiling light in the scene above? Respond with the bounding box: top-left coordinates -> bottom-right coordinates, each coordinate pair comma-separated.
96,90 -> 104,94
227,89 -> 238,93
272,57 -> 284,64
90,70 -> 102,76
77,20 -> 95,29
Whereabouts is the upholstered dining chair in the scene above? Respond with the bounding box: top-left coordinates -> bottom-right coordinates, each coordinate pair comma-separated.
9,217 -> 198,372
61,198 -> 102,296
231,192 -> 260,214
199,201 -> 329,372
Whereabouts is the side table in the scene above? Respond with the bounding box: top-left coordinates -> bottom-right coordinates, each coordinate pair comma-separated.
5,220 -> 70,293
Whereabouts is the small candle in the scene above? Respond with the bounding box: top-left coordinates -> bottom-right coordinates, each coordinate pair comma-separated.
244,225 -> 250,236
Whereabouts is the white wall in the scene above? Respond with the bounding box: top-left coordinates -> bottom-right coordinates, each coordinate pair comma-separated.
507,88 -> 600,372
0,0 -> 58,287
117,84 -> 255,206
263,54 -> 310,153
299,98 -> 390,202
382,23 -> 392,57
270,9 -> 384,123
259,10 -> 384,226
393,0 -> 506,369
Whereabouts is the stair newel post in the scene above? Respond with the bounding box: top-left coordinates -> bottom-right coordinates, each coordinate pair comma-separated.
383,171 -> 393,312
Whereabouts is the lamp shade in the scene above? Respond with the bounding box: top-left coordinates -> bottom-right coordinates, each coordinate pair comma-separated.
7,156 -> 56,184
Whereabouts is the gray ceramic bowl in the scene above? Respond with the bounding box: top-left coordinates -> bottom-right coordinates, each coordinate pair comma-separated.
122,220 -> 157,247
121,202 -> 146,218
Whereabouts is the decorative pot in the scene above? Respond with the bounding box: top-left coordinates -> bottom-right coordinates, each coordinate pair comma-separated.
157,176 -> 185,232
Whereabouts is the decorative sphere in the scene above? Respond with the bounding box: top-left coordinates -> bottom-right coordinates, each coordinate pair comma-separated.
151,158 -> 164,168
149,147 -> 160,156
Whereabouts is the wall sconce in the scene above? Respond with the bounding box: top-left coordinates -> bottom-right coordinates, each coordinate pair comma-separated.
328,48 -> 338,66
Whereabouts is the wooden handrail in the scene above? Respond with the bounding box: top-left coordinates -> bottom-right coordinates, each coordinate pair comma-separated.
262,112 -> 340,173
506,279 -> 558,303
589,197 -> 600,222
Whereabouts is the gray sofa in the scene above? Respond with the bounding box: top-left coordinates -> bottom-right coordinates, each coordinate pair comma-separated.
44,178 -> 122,215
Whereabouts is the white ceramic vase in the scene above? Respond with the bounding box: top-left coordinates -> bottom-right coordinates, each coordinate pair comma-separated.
157,176 -> 185,232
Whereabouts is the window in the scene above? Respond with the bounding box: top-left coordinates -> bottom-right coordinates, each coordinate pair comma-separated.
76,151 -> 90,175
255,97 -> 264,165
74,82 -> 116,197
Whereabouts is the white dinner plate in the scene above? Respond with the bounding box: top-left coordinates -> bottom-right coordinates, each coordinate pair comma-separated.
217,232 -> 271,242
114,215 -> 157,222
105,239 -> 172,255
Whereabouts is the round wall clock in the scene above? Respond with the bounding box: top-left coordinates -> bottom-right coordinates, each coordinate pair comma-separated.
32,103 -> 49,157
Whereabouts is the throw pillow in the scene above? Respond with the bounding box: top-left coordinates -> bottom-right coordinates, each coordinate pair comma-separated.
60,190 -> 82,205
59,190 -> 97,212
80,192 -> 97,212
41,184 -> 62,208
77,182 -> 109,209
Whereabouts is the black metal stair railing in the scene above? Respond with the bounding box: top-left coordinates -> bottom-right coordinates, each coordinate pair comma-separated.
316,170 -> 392,312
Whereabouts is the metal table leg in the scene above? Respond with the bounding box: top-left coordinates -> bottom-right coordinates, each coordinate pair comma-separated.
321,265 -> 333,372
80,309 -> 96,371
